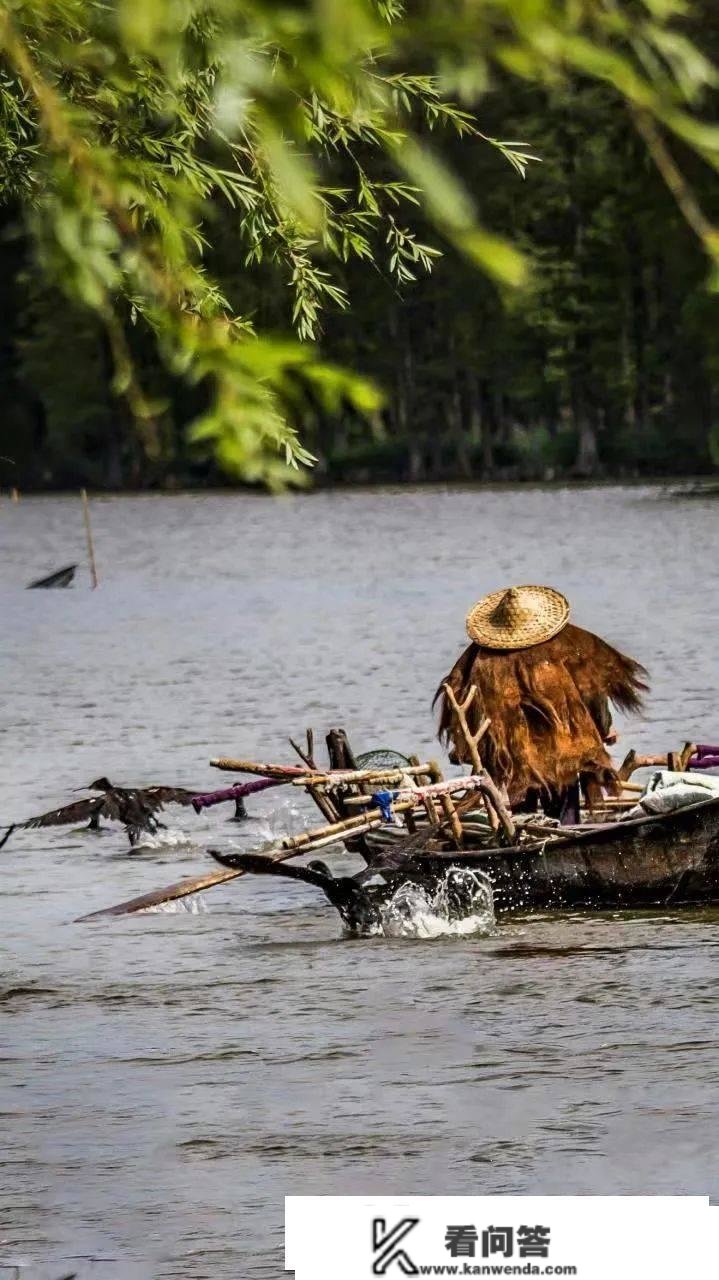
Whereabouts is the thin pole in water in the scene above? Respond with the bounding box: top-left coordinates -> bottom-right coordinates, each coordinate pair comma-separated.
11,487 -> 19,503
81,488 -> 99,588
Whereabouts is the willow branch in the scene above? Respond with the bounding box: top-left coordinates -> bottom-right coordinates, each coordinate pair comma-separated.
630,106 -> 719,257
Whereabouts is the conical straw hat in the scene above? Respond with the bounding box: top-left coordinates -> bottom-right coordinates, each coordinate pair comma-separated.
466,585 -> 570,650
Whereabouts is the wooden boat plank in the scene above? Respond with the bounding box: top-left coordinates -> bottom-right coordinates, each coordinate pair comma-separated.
366,795 -> 719,912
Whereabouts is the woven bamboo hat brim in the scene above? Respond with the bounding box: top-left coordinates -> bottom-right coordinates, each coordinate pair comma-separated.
466,585 -> 570,650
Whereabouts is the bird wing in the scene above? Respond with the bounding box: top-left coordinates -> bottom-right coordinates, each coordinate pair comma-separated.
208,849 -> 330,886
98,792 -> 126,822
21,796 -> 104,829
143,786 -> 198,810
206,850 -> 377,928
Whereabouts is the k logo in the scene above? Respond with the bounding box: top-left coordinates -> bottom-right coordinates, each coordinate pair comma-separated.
371,1217 -> 419,1275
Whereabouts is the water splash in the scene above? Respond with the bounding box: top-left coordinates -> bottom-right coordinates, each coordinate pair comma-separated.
145,893 -> 209,915
132,827 -> 194,852
379,867 -> 496,939
264,797 -> 307,841
227,797 -> 307,850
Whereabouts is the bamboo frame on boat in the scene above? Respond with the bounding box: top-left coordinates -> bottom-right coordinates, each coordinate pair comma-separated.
288,730 -> 340,823
288,766 -> 430,787
210,758 -> 308,777
618,750 -> 669,780
210,757 -> 431,785
440,682 -> 516,843
425,759 -> 462,843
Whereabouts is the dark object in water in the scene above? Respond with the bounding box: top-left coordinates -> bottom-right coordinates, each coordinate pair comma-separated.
367,794 -> 719,912
208,850 -> 492,936
27,564 -> 77,589
208,849 -> 385,934
11,777 -> 198,848
0,824 -> 15,850
232,796 -> 248,821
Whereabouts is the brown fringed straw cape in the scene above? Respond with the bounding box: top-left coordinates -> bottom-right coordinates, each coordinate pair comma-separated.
435,624 -> 648,807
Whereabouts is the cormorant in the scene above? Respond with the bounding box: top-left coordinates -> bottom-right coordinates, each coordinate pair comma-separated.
208,849 -> 386,934
231,796 -> 248,822
208,850 -> 493,936
6,778 -> 198,848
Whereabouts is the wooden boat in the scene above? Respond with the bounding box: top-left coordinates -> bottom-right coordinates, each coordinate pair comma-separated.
366,795 -> 719,913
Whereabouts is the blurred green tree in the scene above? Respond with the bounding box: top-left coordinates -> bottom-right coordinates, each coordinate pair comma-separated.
1,0 -> 719,483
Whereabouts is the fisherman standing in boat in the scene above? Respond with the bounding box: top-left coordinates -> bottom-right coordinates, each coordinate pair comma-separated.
436,585 -> 647,823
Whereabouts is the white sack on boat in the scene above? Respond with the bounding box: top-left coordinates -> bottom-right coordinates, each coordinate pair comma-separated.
627,770 -> 719,818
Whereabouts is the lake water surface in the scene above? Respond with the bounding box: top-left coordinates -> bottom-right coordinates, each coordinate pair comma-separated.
2,484 -> 719,1278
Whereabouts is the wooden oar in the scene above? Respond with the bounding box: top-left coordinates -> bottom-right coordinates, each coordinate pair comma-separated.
77,865 -> 245,920
75,802 -> 419,921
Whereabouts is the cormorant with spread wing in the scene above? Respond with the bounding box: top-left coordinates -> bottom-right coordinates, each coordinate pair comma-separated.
207,849 -> 486,935
5,777 -> 198,848
208,850 -> 385,934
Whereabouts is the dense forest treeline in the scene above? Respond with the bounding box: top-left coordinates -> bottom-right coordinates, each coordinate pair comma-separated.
2,68 -> 719,488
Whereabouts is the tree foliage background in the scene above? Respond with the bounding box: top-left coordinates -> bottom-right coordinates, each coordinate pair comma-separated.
2,0 -> 719,488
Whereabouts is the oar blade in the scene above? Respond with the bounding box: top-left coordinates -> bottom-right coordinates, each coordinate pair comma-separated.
76,866 -> 243,921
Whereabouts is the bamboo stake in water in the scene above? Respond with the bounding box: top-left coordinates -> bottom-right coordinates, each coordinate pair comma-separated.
11,487 -> 19,503
81,488 -> 99,588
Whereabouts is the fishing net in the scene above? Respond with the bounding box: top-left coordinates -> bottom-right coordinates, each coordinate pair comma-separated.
355,748 -> 411,770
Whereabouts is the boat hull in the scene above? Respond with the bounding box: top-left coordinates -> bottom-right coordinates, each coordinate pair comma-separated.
369,797 -> 719,913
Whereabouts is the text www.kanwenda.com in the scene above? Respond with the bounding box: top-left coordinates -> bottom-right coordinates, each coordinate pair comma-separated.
415,1265 -> 577,1276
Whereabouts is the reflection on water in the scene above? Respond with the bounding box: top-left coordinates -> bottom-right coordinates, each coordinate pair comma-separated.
1,484 -> 719,1278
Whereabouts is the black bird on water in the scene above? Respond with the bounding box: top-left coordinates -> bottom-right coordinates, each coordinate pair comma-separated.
208,849 -> 386,934
6,777 -> 198,849
208,849 -> 488,935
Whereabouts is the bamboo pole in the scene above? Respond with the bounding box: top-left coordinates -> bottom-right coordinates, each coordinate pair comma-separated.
211,758 -> 307,777
409,753 -> 439,829
289,767 -> 430,786
426,758 -> 463,844
81,488 -> 99,589
211,758 -> 432,787
405,753 -> 432,832
11,487 -> 19,503
442,681 -> 496,832
441,683 -> 516,842
679,742 -> 697,771
288,732 -> 339,823
618,750 -> 668,780
442,684 -> 491,772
